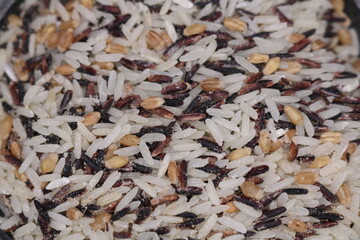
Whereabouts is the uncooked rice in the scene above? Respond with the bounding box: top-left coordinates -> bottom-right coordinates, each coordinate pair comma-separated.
0,0 -> 360,239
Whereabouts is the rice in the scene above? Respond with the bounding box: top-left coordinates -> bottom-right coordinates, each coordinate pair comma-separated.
45,177 -> 70,190
0,0 -> 359,239
18,150 -> 37,174
218,216 -> 247,233
205,119 -> 223,146
133,179 -> 157,198
234,54 -> 259,73
139,139 -> 155,166
263,177 -> 294,192
13,222 -> 36,238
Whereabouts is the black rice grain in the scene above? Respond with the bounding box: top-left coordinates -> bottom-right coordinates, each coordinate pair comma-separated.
254,218 -> 282,231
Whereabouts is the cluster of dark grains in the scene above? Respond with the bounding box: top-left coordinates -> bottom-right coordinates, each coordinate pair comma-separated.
307,205 -> 344,228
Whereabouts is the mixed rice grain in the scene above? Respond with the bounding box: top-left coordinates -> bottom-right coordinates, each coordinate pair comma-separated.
0,0 -> 359,239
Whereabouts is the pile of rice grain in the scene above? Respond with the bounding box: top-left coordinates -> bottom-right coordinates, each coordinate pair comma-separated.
0,0 -> 360,239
